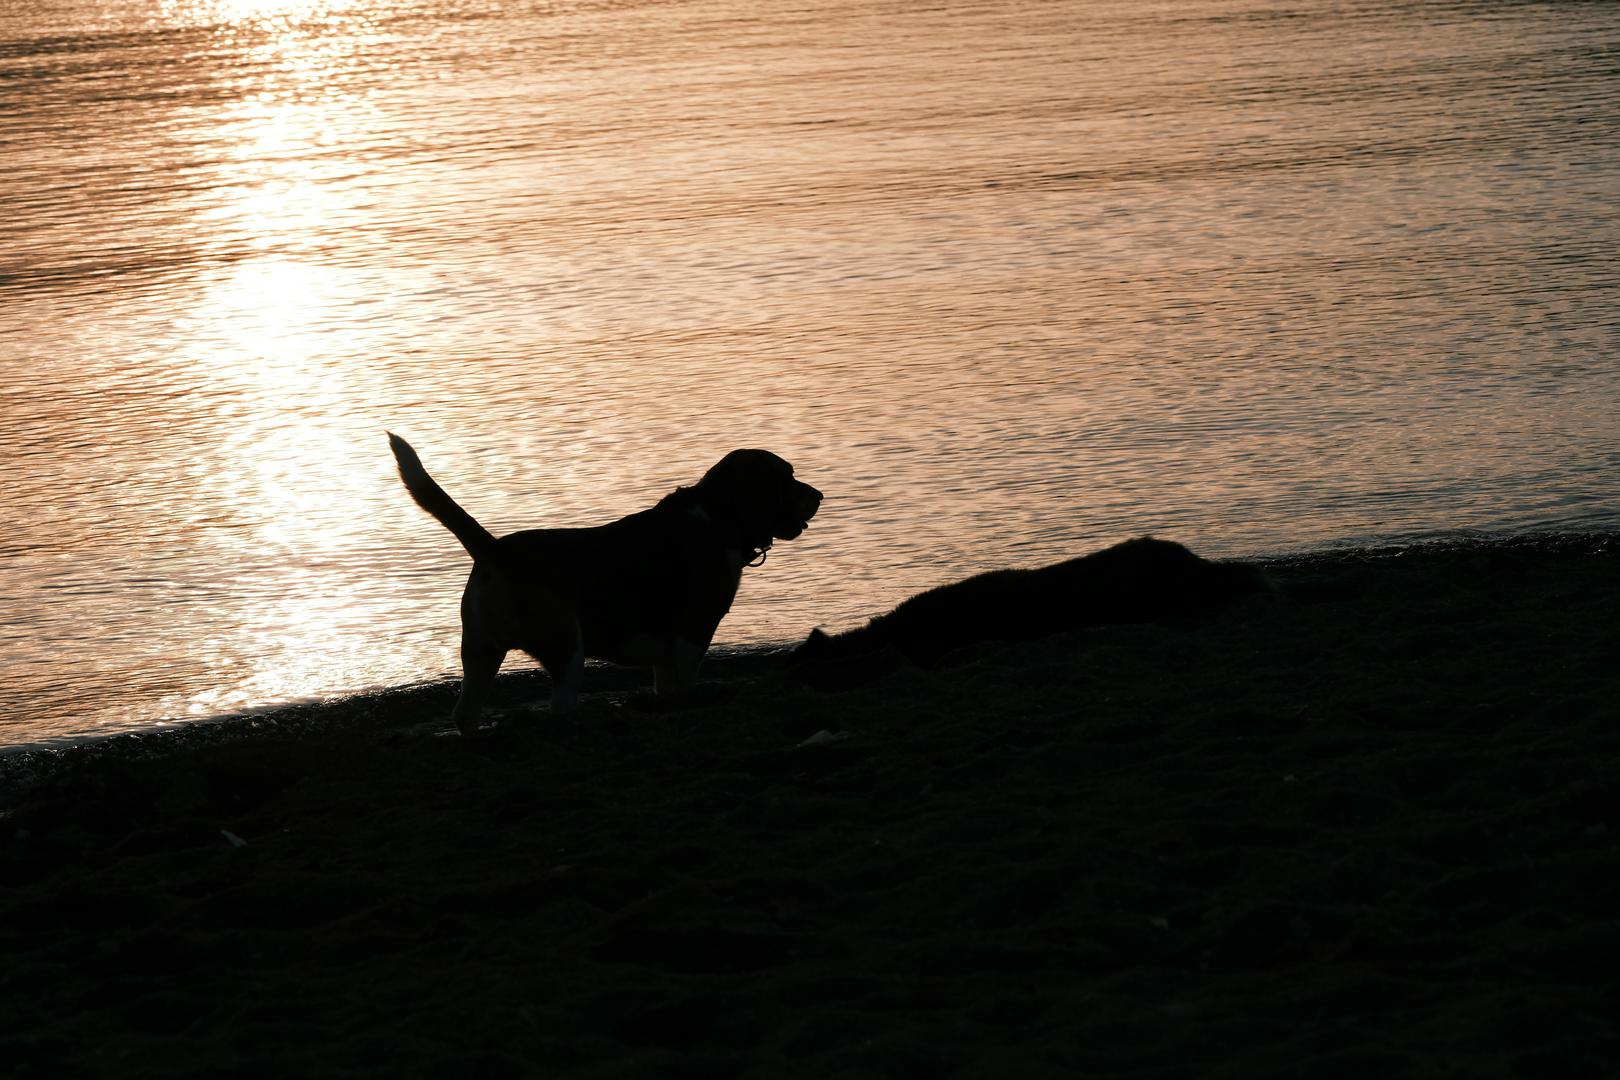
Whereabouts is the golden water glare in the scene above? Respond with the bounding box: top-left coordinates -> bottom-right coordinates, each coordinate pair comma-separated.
159,0 -> 417,716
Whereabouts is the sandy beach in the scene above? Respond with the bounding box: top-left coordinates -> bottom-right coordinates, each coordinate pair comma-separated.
3,535 -> 1617,1078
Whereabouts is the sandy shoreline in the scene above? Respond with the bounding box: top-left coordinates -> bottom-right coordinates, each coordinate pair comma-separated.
4,534 -> 1618,1077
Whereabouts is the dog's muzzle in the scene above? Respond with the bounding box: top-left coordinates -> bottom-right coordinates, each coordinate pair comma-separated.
770,482 -> 821,541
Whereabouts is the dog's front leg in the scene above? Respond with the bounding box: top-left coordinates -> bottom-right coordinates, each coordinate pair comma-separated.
545,642 -> 585,714
652,636 -> 706,697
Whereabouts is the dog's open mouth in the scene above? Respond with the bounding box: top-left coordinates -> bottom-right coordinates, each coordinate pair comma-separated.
774,491 -> 820,541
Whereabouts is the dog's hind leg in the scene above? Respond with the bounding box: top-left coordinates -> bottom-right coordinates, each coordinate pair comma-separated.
529,621 -> 585,715
454,638 -> 505,736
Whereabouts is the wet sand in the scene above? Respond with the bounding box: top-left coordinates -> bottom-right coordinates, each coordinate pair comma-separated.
3,535 -> 1617,1077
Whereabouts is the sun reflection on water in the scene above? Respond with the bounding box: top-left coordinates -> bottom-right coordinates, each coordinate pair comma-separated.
157,0 -> 372,30
149,0 -> 419,718
188,0 -> 386,254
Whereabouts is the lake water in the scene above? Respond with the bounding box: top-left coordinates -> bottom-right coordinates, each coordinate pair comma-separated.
2,0 -> 1617,750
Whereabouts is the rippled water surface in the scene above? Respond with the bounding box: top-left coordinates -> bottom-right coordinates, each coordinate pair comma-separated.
2,0 -> 1618,748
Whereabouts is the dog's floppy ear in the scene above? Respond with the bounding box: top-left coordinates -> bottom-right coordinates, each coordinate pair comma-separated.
692,451 -> 758,514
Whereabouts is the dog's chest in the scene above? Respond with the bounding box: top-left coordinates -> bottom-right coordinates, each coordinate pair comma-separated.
577,540 -> 747,654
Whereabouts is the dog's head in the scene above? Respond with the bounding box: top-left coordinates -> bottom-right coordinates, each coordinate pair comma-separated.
693,449 -> 822,550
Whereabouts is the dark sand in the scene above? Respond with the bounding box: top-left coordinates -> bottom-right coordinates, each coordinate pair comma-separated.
3,536 -> 1618,1078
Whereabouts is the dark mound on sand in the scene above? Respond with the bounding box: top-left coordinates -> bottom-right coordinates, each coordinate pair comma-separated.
2,534 -> 1618,1078
793,536 -> 1274,667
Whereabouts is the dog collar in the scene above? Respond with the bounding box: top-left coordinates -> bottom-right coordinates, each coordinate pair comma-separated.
687,502 -> 771,569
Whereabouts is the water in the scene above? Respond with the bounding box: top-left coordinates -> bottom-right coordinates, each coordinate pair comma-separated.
2,0 -> 1617,750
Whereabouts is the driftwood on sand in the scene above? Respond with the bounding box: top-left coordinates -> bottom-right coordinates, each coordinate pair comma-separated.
793,536 -> 1275,667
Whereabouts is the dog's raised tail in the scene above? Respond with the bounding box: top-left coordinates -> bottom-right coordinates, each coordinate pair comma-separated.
388,432 -> 498,561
